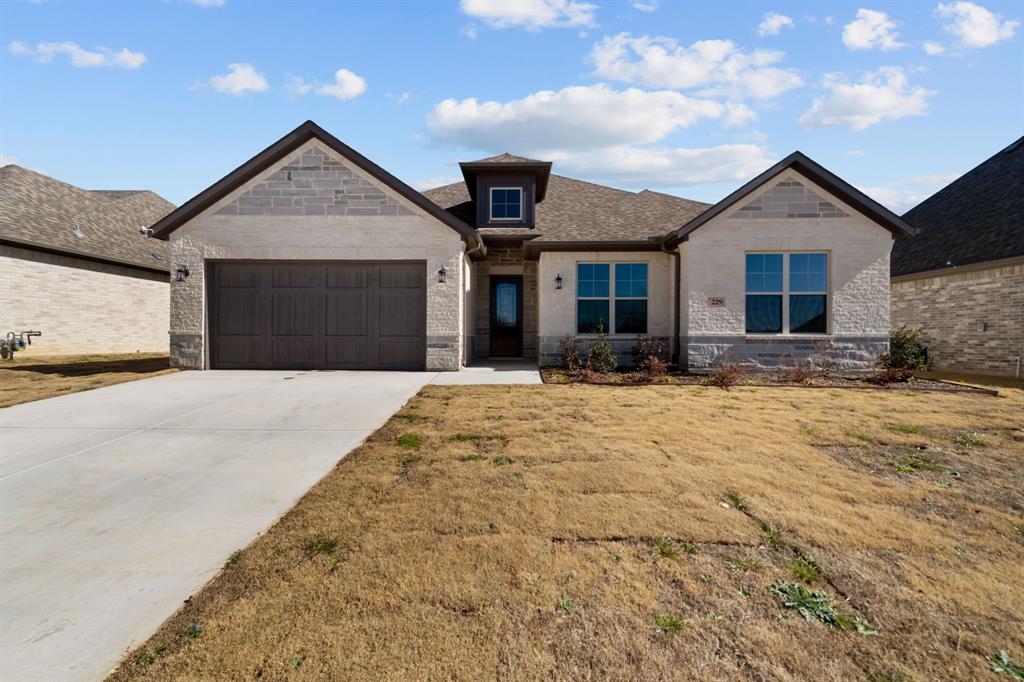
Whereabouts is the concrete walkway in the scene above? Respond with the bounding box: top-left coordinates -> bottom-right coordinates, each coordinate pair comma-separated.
0,370 -> 437,682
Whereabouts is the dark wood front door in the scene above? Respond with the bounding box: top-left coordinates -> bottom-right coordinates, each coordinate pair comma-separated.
209,261 -> 426,370
489,276 -> 523,357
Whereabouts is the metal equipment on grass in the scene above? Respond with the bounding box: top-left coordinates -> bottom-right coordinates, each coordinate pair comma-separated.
1,331 -> 42,360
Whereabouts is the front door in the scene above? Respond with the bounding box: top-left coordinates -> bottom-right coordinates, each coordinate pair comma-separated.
489,276 -> 523,357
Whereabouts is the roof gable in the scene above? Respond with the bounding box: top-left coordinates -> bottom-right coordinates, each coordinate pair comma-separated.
149,121 -> 482,254
664,152 -> 914,247
893,136 -> 1024,276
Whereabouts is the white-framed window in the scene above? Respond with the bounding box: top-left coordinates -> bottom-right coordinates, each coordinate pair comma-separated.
745,252 -> 828,334
489,187 -> 522,221
576,262 -> 648,334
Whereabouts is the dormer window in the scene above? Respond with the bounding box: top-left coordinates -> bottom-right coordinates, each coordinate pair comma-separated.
490,187 -> 522,221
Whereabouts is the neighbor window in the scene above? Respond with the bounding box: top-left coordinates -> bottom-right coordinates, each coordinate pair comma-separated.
489,187 -> 522,220
745,253 -> 827,334
576,262 -> 648,334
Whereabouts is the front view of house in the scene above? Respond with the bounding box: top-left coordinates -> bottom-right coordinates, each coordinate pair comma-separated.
150,121 -> 913,372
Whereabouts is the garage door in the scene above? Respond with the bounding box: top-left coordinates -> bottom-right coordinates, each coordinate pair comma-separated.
209,262 -> 426,370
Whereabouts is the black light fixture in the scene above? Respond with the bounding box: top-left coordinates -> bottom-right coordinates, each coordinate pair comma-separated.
437,265 -> 447,283
555,273 -> 563,289
175,265 -> 190,282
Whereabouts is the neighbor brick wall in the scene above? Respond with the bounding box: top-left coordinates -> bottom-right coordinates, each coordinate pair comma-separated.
0,244 -> 168,355
891,259 -> 1024,376
169,140 -> 466,371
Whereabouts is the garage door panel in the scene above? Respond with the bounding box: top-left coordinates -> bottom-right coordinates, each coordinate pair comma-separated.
271,291 -> 319,336
210,262 -> 425,370
325,290 -> 369,336
378,290 -> 425,336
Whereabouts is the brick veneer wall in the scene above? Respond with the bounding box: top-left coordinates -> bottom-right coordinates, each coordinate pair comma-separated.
0,244 -> 169,355
473,241 -> 538,359
891,259 -> 1024,376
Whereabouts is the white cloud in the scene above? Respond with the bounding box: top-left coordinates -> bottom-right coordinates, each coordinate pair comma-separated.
842,9 -> 905,50
0,153 -> 20,166
848,149 -> 865,157
590,33 -> 802,100
459,0 -> 597,31
209,63 -> 269,95
758,12 -> 795,37
8,40 -> 145,68
388,91 -> 413,104
410,175 -> 463,191
631,0 -> 658,12
188,0 -> 225,6
937,1 -> 1018,48
426,84 -> 752,152
546,144 -> 776,187
923,40 -> 946,54
316,68 -> 367,101
286,76 -> 312,96
859,174 -> 959,212
799,66 -> 933,130
461,24 -> 480,39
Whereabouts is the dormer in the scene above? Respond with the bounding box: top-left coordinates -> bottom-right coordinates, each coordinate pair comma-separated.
459,154 -> 552,229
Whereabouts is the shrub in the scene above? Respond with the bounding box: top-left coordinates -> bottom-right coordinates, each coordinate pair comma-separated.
708,362 -> 748,389
883,326 -> 928,370
779,360 -> 814,384
632,336 -> 667,376
586,325 -> 618,373
560,335 -> 582,372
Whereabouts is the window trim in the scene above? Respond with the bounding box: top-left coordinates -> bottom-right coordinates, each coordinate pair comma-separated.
744,251 -> 830,335
489,186 -> 523,222
575,261 -> 649,336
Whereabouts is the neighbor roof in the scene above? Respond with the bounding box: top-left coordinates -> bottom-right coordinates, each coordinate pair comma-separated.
423,175 -> 710,250
893,137 -> 1024,276
148,120 -> 484,256
0,165 -> 174,272
663,151 -> 915,247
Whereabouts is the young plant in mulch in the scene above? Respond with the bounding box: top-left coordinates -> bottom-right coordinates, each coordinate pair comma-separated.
770,580 -> 876,635
586,325 -> 618,373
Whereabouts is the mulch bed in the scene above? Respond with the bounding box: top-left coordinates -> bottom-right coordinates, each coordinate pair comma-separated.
539,367 -> 999,395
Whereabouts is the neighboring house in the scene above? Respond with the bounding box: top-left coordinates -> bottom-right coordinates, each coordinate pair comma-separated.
892,137 -> 1024,377
0,165 -> 175,355
150,120 -> 912,372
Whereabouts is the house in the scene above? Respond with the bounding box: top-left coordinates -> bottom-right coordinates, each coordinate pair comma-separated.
149,120 -> 912,372
892,137 -> 1024,377
0,165 -> 175,355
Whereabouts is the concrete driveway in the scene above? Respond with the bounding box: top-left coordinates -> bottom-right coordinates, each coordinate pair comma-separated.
0,370 -> 437,682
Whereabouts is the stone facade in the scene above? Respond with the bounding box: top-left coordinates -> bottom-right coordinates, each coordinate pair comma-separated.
681,168 -> 893,372
472,241 -> 538,359
537,250 -> 676,366
168,140 -> 466,371
891,258 -> 1024,376
733,180 -> 849,220
0,244 -> 169,355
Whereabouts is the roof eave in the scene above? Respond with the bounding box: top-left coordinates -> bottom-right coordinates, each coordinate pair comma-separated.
663,152 -> 916,248
148,121 -> 484,255
0,235 -> 170,274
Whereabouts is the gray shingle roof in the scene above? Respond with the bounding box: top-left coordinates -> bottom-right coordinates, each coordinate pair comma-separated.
465,153 -> 547,164
422,174 -> 710,243
894,137 -> 1024,276
0,165 -> 175,271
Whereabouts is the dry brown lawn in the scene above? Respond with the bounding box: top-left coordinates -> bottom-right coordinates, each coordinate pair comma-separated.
110,382 -> 1023,681
0,353 -> 174,408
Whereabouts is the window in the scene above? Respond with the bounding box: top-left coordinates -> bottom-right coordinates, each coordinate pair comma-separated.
489,187 -> 522,220
576,262 -> 648,334
745,253 -> 827,334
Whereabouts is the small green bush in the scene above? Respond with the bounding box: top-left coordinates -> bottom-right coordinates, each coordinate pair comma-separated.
883,326 -> 928,370
586,325 -> 618,373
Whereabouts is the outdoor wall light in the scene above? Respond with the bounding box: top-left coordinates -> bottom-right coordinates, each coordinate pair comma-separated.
437,265 -> 447,283
175,265 -> 190,282
555,273 -> 563,289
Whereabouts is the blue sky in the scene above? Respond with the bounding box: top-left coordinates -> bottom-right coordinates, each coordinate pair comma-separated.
1,0 -> 1021,212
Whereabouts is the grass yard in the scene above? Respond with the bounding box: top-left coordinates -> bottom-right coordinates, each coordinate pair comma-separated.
110,383 -> 1024,681
0,353 -> 174,408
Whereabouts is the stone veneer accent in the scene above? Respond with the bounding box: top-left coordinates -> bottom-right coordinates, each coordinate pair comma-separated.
734,180 -> 848,220
473,241 -> 538,359
892,259 -> 1024,376
686,335 -> 887,372
216,147 -> 414,217
0,244 -> 169,355
539,336 -> 670,368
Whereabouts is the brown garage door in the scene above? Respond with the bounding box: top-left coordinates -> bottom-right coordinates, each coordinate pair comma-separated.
209,262 -> 426,370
